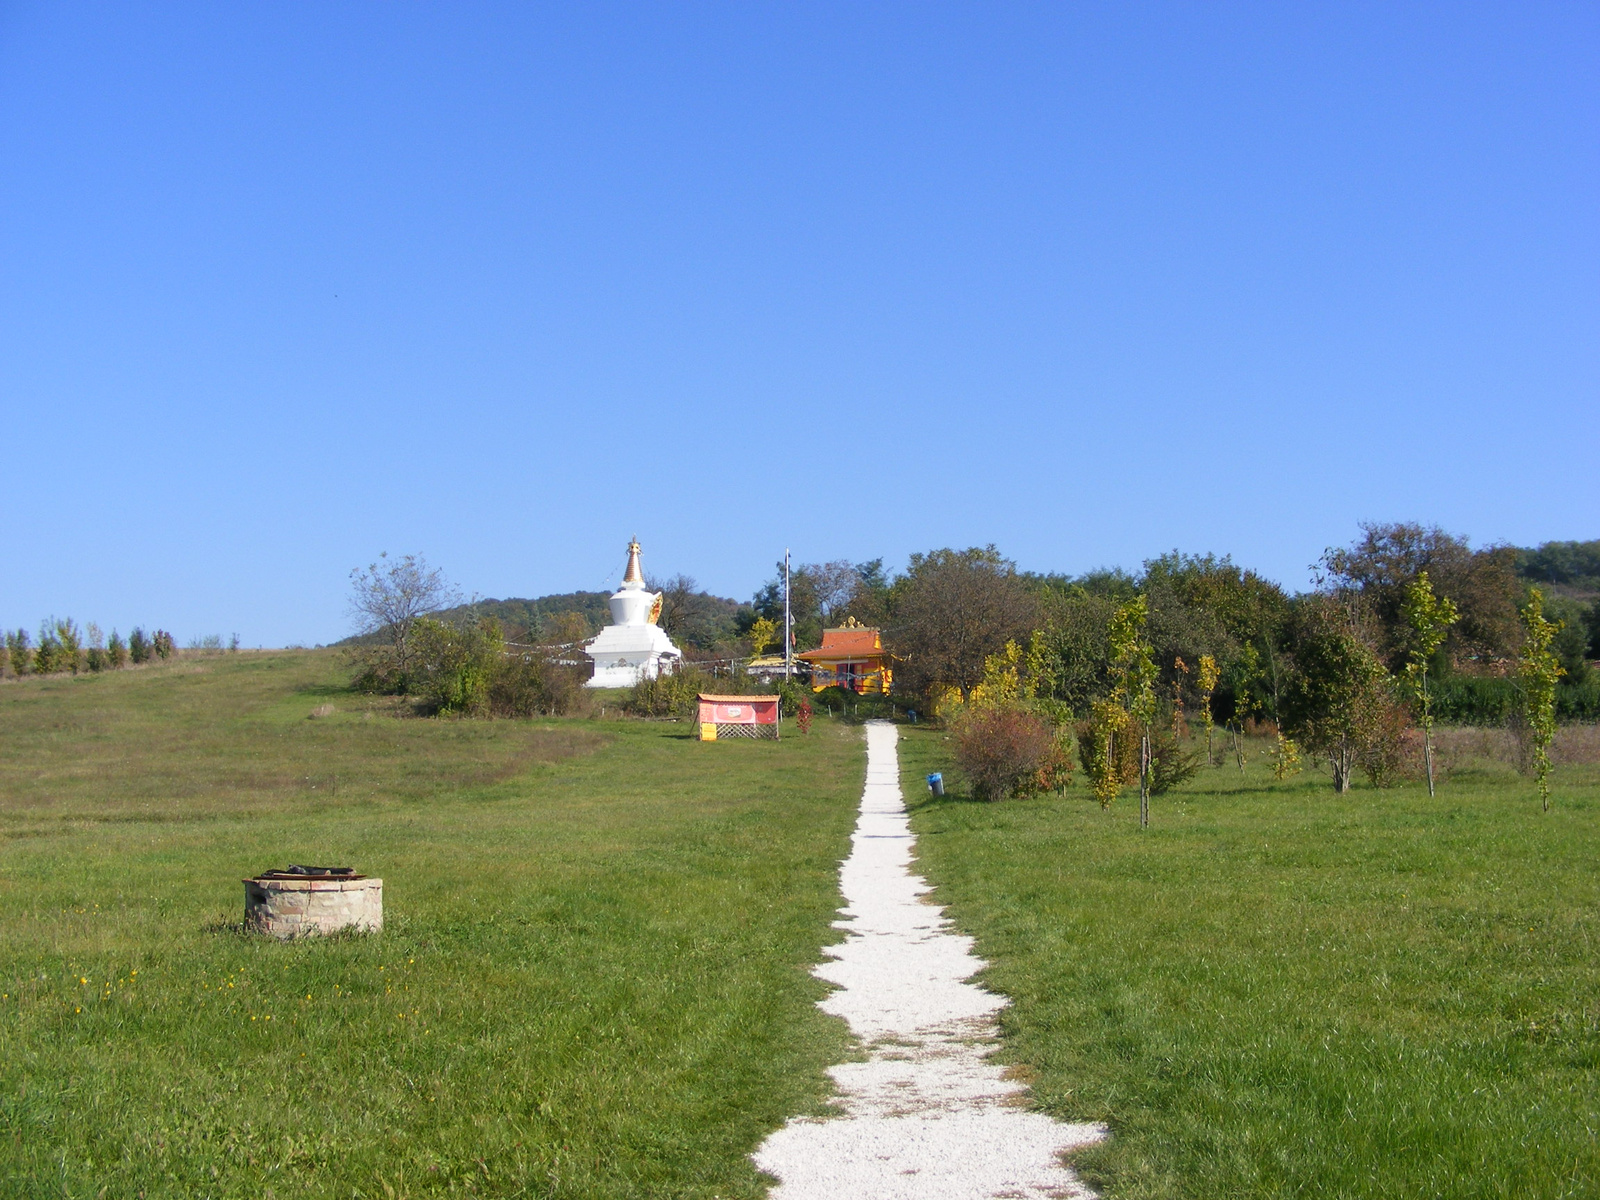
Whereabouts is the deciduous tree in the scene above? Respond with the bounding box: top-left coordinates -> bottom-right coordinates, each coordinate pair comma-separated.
1228,642 -> 1259,773
1400,571 -> 1459,797
52,619 -> 83,675
34,624 -> 61,674
1282,599 -> 1390,793
1196,653 -> 1220,766
1319,522 -> 1520,667
348,553 -> 460,684
888,547 -> 1038,704
1518,589 -> 1564,812
1082,596 -> 1153,812
747,616 -> 777,657
408,616 -> 502,716
1114,598 -> 1158,827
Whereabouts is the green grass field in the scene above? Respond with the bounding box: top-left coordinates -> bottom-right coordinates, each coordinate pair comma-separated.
899,726 -> 1600,1199
9,656 -> 1598,1199
0,652 -> 862,1198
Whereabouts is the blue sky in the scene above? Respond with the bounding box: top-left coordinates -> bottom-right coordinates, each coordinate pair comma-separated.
2,3 -> 1595,646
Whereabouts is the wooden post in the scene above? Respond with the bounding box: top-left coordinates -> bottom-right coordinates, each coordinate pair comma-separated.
1139,730 -> 1150,829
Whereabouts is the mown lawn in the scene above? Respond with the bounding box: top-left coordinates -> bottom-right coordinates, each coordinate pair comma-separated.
899,726 -> 1600,1200
0,652 -> 862,1198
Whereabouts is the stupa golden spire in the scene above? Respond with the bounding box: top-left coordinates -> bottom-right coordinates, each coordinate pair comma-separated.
622,537 -> 645,586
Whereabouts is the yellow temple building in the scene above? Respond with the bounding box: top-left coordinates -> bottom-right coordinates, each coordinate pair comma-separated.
796,617 -> 893,694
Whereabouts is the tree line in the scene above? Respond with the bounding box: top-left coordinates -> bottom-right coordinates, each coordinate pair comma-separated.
2,622 -> 177,678
341,528 -> 1596,804
822,524 -> 1593,806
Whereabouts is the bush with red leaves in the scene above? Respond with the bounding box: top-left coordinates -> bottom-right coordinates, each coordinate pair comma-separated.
951,705 -> 1072,801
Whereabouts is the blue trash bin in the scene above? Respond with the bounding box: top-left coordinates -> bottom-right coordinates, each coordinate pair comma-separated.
926,772 -> 944,796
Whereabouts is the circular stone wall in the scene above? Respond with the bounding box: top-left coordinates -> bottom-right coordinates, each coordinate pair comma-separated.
244,876 -> 383,938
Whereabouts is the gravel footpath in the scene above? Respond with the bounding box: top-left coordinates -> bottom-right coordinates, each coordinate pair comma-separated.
753,721 -> 1105,1199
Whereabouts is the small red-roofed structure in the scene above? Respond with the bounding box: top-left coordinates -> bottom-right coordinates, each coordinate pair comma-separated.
697,694 -> 781,741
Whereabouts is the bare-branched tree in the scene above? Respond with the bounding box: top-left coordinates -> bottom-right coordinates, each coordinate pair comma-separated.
349,553 -> 460,679
647,574 -> 701,641
809,561 -> 862,624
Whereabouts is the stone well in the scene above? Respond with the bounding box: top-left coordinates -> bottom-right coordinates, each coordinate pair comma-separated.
244,868 -> 382,938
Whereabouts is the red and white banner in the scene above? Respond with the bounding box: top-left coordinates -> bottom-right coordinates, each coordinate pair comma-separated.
698,698 -> 779,725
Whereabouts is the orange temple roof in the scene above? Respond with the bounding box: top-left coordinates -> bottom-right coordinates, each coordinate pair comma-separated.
795,626 -> 885,660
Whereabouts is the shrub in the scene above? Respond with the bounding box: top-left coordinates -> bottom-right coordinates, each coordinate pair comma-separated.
152,631 -> 176,660
409,617 -> 503,715
1556,675 -> 1600,721
5,630 -> 30,676
812,684 -> 857,716
776,680 -> 808,717
623,667 -> 715,719
1356,698 -> 1424,787
34,626 -> 61,675
1076,717 -> 1140,790
350,658 -> 408,695
128,628 -> 151,665
1433,675 -> 1516,724
1149,725 -> 1202,795
54,619 -> 83,674
488,652 -> 587,717
107,630 -> 128,669
1075,718 -> 1197,798
953,705 -> 1071,801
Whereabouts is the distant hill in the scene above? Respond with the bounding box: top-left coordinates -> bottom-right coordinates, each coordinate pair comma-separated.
1514,539 -> 1600,597
336,592 -> 611,647
443,593 -> 615,642
337,588 -> 752,651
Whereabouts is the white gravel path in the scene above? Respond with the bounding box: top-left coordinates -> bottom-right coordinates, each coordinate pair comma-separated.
753,721 -> 1106,1199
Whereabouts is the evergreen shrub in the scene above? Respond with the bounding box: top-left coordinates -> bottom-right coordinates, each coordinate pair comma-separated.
5,630 -> 29,676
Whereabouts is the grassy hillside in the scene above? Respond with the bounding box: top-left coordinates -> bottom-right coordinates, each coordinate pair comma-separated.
899,727 -> 1600,1200
0,652 -> 862,1198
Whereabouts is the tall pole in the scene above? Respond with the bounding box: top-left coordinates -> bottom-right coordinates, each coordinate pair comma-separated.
783,548 -> 792,682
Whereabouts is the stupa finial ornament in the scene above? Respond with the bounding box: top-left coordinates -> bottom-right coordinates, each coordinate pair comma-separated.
622,537 -> 645,586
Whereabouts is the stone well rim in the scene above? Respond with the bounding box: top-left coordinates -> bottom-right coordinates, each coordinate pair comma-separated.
244,876 -> 380,892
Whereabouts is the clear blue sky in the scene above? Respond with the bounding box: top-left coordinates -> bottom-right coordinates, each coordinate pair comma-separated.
2,3 -> 1595,646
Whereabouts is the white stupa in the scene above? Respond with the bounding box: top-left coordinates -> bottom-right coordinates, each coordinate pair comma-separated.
583,539 -> 683,688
